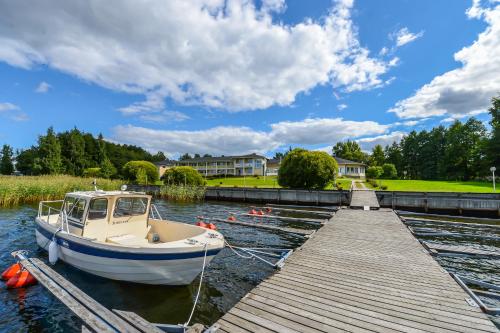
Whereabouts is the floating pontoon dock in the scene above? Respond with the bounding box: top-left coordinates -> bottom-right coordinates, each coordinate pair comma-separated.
212,190 -> 499,332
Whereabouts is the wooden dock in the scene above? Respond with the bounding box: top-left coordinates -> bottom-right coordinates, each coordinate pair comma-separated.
212,192 -> 498,332
423,242 -> 500,259
349,189 -> 380,209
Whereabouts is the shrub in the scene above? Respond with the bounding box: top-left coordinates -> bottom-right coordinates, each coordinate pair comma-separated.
382,163 -> 397,179
278,148 -> 338,189
122,161 -> 159,184
83,167 -> 101,178
161,166 -> 205,186
380,184 -> 388,190
366,166 -> 383,179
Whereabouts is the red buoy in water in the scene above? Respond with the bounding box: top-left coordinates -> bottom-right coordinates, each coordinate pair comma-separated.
6,270 -> 37,289
249,209 -> 257,215
196,221 -> 207,228
257,210 -> 265,216
1,263 -> 22,281
265,207 -> 272,213
207,223 -> 217,230
227,215 -> 236,221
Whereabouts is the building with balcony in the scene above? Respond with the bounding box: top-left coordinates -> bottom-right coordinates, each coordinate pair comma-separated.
157,153 -> 267,177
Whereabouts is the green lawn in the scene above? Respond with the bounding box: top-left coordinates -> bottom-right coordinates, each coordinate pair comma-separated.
206,176 -> 281,188
205,176 -> 355,190
366,179 -> 497,193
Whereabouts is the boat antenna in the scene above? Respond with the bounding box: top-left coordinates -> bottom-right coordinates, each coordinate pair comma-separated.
92,179 -> 97,191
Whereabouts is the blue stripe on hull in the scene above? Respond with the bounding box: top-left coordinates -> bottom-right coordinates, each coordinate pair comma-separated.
36,224 -> 222,260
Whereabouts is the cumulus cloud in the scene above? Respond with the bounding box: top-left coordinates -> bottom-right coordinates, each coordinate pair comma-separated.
138,110 -> 190,123
391,27 -> 424,47
35,81 -> 51,93
0,102 -> 28,121
0,0 -> 392,114
112,116 -> 390,156
390,2 -> 500,119
357,131 -> 406,151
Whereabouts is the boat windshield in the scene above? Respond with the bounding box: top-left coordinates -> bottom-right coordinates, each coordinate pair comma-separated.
113,197 -> 149,217
63,196 -> 87,222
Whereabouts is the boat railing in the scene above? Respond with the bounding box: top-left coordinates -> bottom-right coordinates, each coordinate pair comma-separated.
38,200 -> 64,225
149,204 -> 163,220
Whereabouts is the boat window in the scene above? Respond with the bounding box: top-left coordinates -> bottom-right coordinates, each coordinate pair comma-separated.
64,197 -> 86,222
88,198 -> 108,220
113,197 -> 148,217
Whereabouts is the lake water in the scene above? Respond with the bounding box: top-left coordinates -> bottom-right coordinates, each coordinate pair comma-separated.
0,202 -> 498,332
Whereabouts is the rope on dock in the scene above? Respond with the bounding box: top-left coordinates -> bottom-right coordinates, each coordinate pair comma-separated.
224,240 -> 293,269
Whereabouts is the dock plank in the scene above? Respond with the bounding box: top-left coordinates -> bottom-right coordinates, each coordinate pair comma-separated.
214,202 -> 499,332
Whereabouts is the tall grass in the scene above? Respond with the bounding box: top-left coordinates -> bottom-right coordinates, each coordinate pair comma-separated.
157,185 -> 206,202
0,175 -> 122,207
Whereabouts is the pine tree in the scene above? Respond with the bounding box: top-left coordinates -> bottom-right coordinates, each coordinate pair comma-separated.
0,144 -> 14,175
370,145 -> 385,166
38,127 -> 62,174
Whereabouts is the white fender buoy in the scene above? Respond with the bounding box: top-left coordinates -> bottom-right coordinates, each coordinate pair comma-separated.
48,239 -> 59,265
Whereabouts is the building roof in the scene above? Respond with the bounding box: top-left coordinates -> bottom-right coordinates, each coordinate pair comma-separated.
266,158 -> 281,164
153,159 -> 176,166
175,153 -> 266,163
333,156 -> 366,166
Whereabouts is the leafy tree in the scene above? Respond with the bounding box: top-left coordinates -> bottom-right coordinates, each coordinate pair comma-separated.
83,167 -> 101,178
59,128 -> 86,175
135,168 -> 149,185
370,145 -> 385,166
162,166 -> 205,186
15,148 -> 38,175
0,144 -> 14,175
122,160 -> 159,183
194,153 -> 201,158
100,158 -> 117,179
381,163 -> 397,179
332,140 -> 368,163
273,152 -> 285,160
152,151 -> 166,162
202,154 -> 212,158
278,149 -> 338,189
38,127 -> 62,174
384,142 -> 403,177
366,166 -> 383,179
179,153 -> 192,161
487,96 -> 500,169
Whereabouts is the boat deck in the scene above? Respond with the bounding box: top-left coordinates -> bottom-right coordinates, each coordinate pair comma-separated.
213,207 -> 499,332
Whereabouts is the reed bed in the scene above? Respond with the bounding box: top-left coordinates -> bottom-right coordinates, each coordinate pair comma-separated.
0,175 -> 122,207
157,185 -> 206,202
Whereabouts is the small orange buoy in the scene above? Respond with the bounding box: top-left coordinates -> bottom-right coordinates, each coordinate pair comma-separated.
207,223 -> 217,230
249,209 -> 257,215
265,207 -> 272,213
257,210 -> 265,216
2,263 -> 22,281
227,215 -> 236,221
6,270 -> 37,289
196,221 -> 207,228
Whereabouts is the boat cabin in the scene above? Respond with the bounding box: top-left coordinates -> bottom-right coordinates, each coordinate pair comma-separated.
42,191 -> 153,243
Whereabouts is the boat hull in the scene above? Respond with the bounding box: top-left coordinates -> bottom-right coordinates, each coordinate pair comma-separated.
35,220 -> 223,285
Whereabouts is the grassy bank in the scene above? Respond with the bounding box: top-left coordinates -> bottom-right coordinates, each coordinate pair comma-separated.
365,179 -> 497,193
0,175 -> 122,207
205,175 -> 353,190
158,185 -> 206,202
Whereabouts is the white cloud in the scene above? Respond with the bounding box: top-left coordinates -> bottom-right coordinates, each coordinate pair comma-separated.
138,110 -> 190,123
112,116 -> 391,156
35,81 -> 52,94
35,81 -> 51,93
0,102 -> 19,112
0,0 -> 392,113
390,3 -> 500,119
337,103 -> 347,111
392,27 -> 424,47
0,102 -> 28,121
357,131 -> 406,151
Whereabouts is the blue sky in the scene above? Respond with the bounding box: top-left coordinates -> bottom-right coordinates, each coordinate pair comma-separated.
0,0 -> 498,157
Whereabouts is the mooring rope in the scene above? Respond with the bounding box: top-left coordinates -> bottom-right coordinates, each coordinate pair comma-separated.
184,243 -> 209,328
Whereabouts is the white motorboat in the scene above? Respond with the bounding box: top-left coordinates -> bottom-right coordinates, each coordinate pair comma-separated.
35,188 -> 224,285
